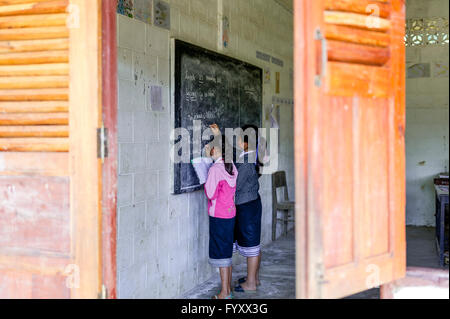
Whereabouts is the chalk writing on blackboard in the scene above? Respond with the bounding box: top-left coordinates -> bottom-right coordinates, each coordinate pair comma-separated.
173,40 -> 262,194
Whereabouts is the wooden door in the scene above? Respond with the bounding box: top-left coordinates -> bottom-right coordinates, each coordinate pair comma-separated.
0,0 -> 112,299
294,0 -> 406,298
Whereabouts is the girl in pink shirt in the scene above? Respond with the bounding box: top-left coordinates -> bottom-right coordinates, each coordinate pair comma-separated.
204,135 -> 238,299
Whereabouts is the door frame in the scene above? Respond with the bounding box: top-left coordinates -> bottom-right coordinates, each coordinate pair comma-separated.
69,0 -> 103,299
101,0 -> 118,299
293,0 -> 308,300
69,0 -> 118,299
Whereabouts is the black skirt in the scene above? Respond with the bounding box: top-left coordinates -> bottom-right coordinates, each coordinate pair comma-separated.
209,216 -> 235,268
234,196 -> 262,255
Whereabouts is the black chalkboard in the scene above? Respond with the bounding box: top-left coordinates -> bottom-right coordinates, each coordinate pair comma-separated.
173,40 -> 262,194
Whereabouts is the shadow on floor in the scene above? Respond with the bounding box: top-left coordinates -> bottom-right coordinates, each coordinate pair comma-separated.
181,226 -> 447,299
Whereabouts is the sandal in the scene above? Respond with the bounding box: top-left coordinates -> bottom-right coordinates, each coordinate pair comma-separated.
212,292 -> 234,299
238,277 -> 261,286
234,284 -> 257,293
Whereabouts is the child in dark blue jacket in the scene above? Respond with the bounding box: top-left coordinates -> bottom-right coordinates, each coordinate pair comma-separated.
233,125 -> 263,293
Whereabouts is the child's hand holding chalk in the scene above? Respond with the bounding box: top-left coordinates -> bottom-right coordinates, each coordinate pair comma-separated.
209,124 -> 221,136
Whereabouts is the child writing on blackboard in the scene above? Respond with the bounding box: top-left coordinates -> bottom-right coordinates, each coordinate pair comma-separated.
233,124 -> 264,294
204,135 -> 238,299
210,124 -> 265,294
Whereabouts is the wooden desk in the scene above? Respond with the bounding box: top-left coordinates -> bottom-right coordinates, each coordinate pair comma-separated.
435,185 -> 449,266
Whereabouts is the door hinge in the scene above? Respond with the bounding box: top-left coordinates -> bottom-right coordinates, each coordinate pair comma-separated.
98,284 -> 108,299
314,28 -> 327,87
97,125 -> 109,162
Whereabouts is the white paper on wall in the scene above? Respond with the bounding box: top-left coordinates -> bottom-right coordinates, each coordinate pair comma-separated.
150,85 -> 164,111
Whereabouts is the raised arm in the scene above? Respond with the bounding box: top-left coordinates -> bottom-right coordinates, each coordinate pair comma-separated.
209,124 -> 221,136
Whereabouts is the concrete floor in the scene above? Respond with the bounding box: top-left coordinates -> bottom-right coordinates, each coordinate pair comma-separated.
405,226 -> 447,269
181,226 -> 447,299
181,231 -> 296,299
348,226 -> 448,299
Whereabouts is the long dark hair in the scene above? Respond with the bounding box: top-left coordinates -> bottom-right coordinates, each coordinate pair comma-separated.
241,124 -> 265,177
210,135 -> 234,176
221,135 -> 234,176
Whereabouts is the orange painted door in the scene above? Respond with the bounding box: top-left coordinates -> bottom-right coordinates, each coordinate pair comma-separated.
0,0 -> 108,299
294,0 -> 406,298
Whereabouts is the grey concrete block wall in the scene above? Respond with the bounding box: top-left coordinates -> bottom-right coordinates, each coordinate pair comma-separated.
405,0 -> 449,226
406,0 -> 449,18
117,0 -> 295,299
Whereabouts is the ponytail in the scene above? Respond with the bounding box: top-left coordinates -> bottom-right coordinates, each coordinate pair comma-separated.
221,135 -> 234,176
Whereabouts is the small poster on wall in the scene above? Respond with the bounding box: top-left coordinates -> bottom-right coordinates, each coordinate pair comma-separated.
222,16 -> 230,48
264,69 -> 271,84
117,0 -> 134,18
275,72 -> 280,94
134,0 -> 152,24
265,104 -> 280,129
407,63 -> 431,78
434,61 -> 449,78
154,0 -> 170,30
150,85 -> 164,111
